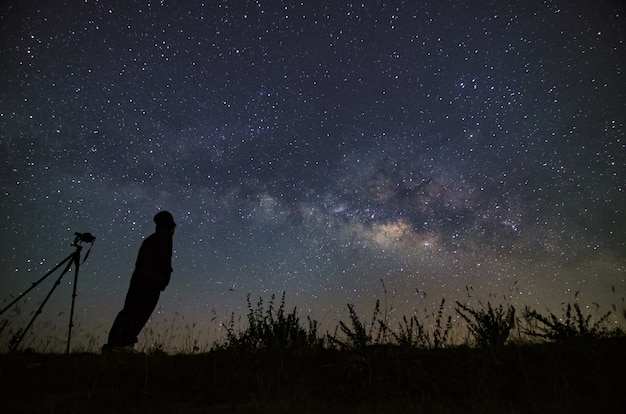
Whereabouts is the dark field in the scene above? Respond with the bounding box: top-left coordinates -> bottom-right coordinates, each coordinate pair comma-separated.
1,337 -> 624,414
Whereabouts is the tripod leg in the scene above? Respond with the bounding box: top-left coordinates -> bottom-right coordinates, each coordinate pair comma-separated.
0,253 -> 75,317
66,251 -> 81,354
10,257 -> 74,351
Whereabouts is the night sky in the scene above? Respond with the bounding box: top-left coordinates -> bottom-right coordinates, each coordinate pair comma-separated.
1,0 -> 625,352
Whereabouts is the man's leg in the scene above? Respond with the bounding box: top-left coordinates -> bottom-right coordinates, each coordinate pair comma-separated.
124,286 -> 161,344
106,280 -> 160,347
107,308 -> 131,347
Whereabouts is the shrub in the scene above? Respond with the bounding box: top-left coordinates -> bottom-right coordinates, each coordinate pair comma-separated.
331,300 -> 384,350
455,301 -> 516,349
221,292 -> 321,352
390,298 -> 452,349
392,314 -> 429,349
522,302 -> 614,342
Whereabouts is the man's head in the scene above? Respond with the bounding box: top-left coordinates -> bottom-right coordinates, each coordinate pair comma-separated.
154,211 -> 176,233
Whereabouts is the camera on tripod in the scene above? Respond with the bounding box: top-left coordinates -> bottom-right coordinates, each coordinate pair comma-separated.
73,232 -> 95,246
0,230 -> 97,353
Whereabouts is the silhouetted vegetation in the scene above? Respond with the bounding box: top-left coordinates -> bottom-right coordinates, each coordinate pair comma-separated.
455,301 -> 516,349
220,292 -> 322,353
330,300 -> 383,350
380,298 -> 452,350
523,302 -> 616,342
2,290 -> 625,354
1,291 -> 625,412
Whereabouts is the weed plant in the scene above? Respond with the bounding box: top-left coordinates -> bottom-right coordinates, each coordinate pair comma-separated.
330,300 -> 385,350
220,292 -> 322,353
455,301 -> 516,349
522,302 -> 618,342
389,298 -> 452,349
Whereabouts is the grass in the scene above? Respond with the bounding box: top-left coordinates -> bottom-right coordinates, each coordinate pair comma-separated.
1,290 -> 625,412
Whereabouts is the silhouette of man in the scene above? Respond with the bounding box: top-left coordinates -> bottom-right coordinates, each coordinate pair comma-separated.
103,211 -> 176,353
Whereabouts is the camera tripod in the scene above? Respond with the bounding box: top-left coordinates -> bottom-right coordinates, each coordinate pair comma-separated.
0,232 -> 95,354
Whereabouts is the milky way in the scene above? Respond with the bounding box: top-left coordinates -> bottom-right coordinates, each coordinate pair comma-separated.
1,1 -> 624,351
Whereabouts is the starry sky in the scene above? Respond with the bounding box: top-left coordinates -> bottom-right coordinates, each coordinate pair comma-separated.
1,0 -> 625,351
